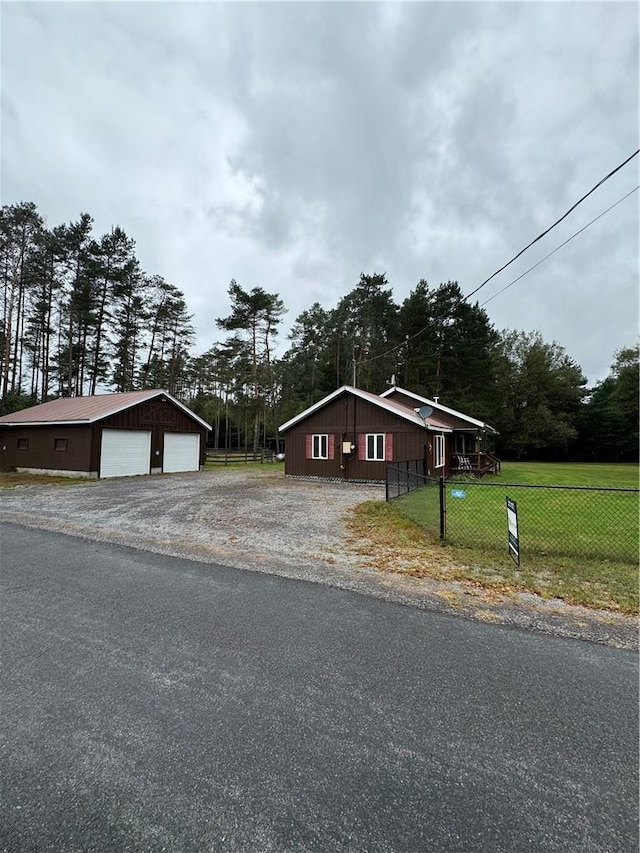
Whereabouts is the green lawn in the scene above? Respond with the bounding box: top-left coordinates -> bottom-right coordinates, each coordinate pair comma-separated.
391,461 -> 639,611
494,461 -> 639,489
398,461 -> 639,560
204,459 -> 284,472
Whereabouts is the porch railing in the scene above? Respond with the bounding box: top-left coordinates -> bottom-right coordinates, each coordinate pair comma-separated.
451,452 -> 500,476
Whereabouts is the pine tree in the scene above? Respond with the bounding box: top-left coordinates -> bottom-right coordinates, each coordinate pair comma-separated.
139,277 -> 195,395
87,227 -> 138,394
398,280 -> 499,414
216,281 -> 285,451
0,203 -> 44,402
110,258 -> 147,392
332,272 -> 400,390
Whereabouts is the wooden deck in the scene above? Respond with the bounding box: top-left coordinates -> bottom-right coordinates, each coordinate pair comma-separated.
450,452 -> 501,477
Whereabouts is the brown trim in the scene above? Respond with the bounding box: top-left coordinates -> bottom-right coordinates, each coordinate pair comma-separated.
385,433 -> 393,462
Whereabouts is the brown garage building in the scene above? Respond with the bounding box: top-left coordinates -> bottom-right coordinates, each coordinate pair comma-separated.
0,390 -> 211,478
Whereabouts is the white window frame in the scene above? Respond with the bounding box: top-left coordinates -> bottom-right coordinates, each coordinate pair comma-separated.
434,433 -> 445,469
312,434 -> 328,460
366,433 -> 385,461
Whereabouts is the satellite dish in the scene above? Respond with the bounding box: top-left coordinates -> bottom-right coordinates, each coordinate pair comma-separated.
417,405 -> 433,420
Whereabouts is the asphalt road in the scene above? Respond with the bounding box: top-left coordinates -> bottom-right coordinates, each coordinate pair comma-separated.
1,523 -> 638,853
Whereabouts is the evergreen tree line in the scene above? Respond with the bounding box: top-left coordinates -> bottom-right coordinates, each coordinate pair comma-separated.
1,202 -> 195,408
2,203 -> 637,462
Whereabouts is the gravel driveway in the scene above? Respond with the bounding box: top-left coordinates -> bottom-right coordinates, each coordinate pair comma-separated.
0,468 -> 384,587
1,467 -> 636,648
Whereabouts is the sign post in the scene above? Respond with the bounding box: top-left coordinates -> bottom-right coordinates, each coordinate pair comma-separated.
506,497 -> 520,566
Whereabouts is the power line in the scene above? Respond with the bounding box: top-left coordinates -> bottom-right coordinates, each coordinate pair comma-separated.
464,148 -> 639,302
479,185 -> 639,308
358,187 -> 638,370
357,148 -> 640,365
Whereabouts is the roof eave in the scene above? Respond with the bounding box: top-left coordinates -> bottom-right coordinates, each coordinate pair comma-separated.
279,385 -> 428,432
92,389 -> 212,430
384,385 -> 496,432
278,387 -> 348,433
0,389 -> 212,431
0,419 -> 93,427
160,390 -> 212,431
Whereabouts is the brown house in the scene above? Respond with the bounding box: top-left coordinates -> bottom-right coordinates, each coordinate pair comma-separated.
0,390 -> 211,479
380,386 -> 499,475
278,385 -> 498,482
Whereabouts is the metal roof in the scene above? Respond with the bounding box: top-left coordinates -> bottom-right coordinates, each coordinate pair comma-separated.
278,386 -> 452,433
379,386 -> 498,434
353,387 -> 453,432
0,390 -> 212,431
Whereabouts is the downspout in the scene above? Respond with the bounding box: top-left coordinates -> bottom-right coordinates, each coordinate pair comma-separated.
340,397 -> 349,478
352,393 -> 357,478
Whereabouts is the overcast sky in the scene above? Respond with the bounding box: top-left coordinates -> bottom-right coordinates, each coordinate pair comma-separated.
2,1 -> 638,386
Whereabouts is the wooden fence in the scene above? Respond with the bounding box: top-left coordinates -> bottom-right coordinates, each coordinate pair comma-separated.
206,447 -> 276,465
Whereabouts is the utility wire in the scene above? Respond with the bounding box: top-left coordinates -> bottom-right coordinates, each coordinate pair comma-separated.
357,185 -> 640,365
479,185 -> 639,308
355,323 -> 435,367
357,148 -> 640,365
464,148 -> 639,302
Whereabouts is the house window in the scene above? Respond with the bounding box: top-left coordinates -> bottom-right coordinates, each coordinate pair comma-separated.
366,433 -> 385,461
434,433 -> 445,469
17,437 -> 28,451
54,437 -> 68,452
306,434 -> 335,460
312,434 -> 328,459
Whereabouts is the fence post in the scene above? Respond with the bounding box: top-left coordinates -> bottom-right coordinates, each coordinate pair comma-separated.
385,465 -> 389,502
439,475 -> 446,539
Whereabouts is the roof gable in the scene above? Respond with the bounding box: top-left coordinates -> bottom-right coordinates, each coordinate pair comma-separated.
379,386 -> 497,433
278,386 -> 452,433
0,390 -> 211,431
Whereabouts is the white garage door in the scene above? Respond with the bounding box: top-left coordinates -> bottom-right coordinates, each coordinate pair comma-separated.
100,429 -> 151,478
163,433 -> 200,473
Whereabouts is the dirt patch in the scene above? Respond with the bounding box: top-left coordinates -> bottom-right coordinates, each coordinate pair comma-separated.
1,468 -> 636,649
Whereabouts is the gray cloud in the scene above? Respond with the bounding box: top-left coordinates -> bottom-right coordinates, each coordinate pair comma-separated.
2,1 -> 637,384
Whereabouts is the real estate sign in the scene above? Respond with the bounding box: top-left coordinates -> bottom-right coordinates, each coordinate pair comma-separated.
506,497 -> 520,566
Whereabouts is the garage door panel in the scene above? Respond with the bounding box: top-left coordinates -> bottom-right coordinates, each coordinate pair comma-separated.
164,433 -> 200,473
100,430 -> 151,478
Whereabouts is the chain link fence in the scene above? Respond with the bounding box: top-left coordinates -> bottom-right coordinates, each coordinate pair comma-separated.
386,464 -> 639,564
386,462 -> 443,539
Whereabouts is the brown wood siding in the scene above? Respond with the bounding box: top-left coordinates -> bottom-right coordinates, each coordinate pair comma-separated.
283,392 -> 433,481
0,425 -> 94,472
97,399 -> 209,471
1,397 -> 209,476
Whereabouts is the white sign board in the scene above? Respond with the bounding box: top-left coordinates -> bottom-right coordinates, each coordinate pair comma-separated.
506,497 -> 520,566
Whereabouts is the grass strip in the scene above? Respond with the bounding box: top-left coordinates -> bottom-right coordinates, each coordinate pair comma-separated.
347,500 -> 639,615
399,483 -> 639,563
0,473 -> 93,488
